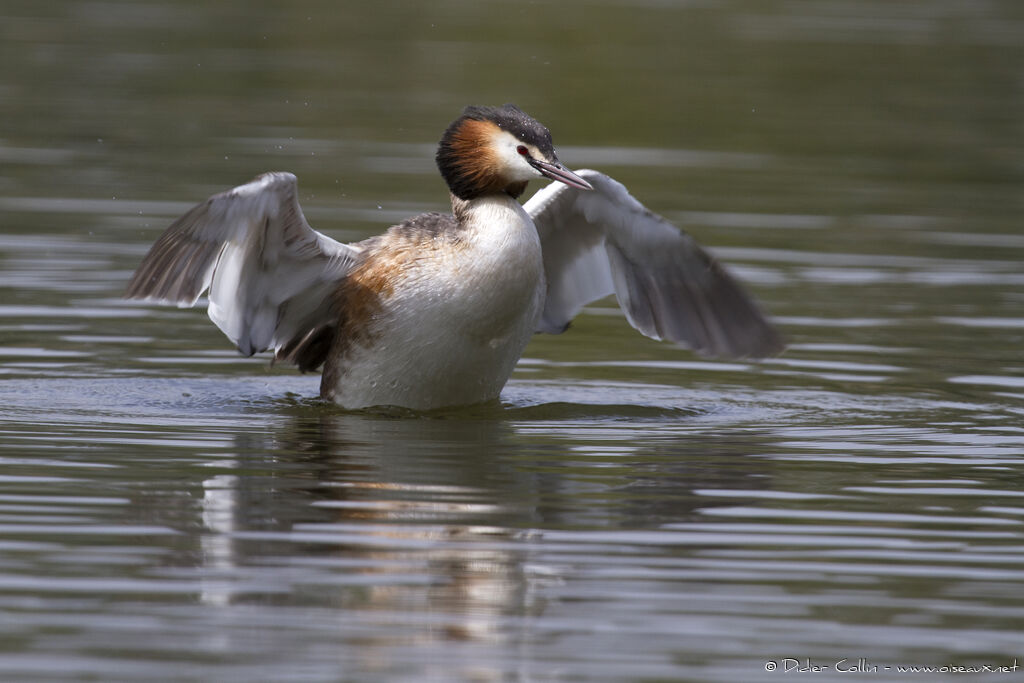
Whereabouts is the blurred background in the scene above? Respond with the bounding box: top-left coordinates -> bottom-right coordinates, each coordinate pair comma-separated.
1,0 -> 1023,680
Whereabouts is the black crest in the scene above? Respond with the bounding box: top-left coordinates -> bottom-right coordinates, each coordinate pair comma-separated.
461,104 -> 555,156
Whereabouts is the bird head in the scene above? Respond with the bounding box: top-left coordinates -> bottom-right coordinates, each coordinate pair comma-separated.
436,104 -> 593,200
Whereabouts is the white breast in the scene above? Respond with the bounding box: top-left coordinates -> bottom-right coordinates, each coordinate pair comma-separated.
326,195 -> 544,410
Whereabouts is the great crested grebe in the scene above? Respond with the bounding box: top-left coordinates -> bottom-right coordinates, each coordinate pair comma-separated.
126,104 -> 783,410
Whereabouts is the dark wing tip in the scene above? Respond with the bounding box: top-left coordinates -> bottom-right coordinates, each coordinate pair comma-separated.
605,222 -> 785,361
695,258 -> 786,359
123,209 -> 224,305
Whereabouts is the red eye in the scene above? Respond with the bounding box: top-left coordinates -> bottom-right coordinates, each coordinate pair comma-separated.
516,145 -> 529,156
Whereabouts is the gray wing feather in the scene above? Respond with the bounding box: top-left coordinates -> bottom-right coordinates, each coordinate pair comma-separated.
125,172 -> 360,358
525,169 -> 784,358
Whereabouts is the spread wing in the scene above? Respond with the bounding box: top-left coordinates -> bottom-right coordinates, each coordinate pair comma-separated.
125,172 -> 360,366
525,169 -> 784,358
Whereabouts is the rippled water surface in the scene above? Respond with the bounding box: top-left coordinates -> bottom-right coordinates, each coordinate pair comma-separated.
2,0 -> 1024,680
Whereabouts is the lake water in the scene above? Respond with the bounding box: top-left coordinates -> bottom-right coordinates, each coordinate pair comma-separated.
2,0 -> 1023,680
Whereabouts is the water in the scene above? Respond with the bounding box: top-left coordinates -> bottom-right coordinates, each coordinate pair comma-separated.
2,0 -> 1024,680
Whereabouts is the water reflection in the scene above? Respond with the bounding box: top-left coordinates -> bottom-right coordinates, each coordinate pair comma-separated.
195,413 -> 539,656
183,403 -> 783,667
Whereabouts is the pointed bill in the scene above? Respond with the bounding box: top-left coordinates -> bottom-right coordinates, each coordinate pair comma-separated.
529,158 -> 594,190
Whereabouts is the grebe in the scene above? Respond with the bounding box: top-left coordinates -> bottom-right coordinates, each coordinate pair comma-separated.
126,104 -> 783,410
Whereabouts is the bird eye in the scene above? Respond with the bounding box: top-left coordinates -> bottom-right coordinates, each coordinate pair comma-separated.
516,145 -> 529,156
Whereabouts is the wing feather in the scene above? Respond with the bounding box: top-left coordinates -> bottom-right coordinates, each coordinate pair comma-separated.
125,172 -> 360,362
526,169 -> 784,358
525,178 -> 613,333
